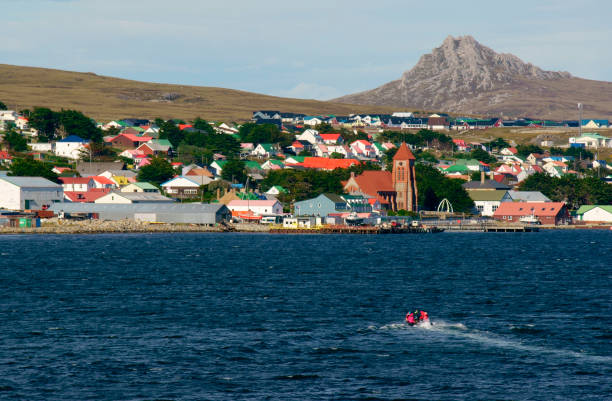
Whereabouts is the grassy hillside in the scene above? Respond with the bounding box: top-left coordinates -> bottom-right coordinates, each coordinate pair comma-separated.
0,64 -> 394,122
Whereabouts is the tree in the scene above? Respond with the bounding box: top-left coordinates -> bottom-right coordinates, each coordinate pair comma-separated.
57,110 -> 102,142
192,117 -> 215,134
221,159 -> 247,184
9,158 -> 58,182
29,107 -> 59,141
238,122 -> 291,146
516,144 -> 543,157
3,131 -> 28,152
470,148 -> 496,164
520,173 -> 612,209
415,164 -> 473,212
330,152 -> 344,159
159,120 -> 184,148
314,123 -> 334,133
484,137 -> 510,151
137,157 -> 176,186
298,149 -> 313,156
0,101 -> 7,110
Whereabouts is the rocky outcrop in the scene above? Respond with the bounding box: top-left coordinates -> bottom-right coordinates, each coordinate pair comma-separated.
334,36 -> 612,119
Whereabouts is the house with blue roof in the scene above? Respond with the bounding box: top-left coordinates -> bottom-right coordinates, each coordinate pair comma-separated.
54,135 -> 90,160
581,119 -> 609,129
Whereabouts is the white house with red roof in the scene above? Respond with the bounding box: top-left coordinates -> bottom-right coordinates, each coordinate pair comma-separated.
227,199 -> 283,216
58,177 -> 95,192
64,188 -> 110,203
0,151 -> 13,166
350,140 -> 375,158
319,133 -> 343,144
91,176 -> 119,189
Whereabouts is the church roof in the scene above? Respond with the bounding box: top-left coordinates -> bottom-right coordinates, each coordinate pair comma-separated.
347,170 -> 394,196
393,142 -> 415,160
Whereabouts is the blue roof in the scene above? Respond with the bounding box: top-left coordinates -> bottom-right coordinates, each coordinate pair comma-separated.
59,135 -> 89,143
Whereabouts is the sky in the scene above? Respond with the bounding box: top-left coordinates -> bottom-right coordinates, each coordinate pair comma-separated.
1,0 -> 611,100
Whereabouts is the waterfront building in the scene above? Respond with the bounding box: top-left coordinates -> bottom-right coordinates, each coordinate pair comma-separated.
0,176 -> 63,210
492,202 -> 570,225
575,205 -> 612,223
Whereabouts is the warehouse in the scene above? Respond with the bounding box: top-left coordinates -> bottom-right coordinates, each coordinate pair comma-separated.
49,203 -> 231,225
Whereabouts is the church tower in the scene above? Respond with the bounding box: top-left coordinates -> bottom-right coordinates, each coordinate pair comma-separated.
392,142 -> 418,212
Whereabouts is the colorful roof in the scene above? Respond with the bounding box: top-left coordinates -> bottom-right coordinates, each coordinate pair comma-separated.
58,177 -> 92,185
64,189 -> 110,203
302,157 -> 360,170
576,205 -> 612,215
320,133 -> 341,142
493,202 -> 566,217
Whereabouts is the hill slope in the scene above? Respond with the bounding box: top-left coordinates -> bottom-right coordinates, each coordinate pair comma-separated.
0,64 -> 391,122
334,36 -> 612,120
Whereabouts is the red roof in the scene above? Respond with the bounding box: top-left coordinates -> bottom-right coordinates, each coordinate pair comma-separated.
302,157 -> 360,170
64,188 -> 110,203
320,133 -> 341,142
493,202 -> 566,218
91,176 -> 115,185
58,177 -> 92,184
291,141 -> 304,148
0,151 -> 13,160
111,133 -> 152,143
393,142 -> 415,160
178,124 -> 193,130
344,170 -> 394,197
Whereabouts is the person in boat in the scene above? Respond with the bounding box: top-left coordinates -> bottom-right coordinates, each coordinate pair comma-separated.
406,310 -> 428,325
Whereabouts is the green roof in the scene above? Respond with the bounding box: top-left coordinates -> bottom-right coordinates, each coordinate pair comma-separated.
134,182 -> 158,190
576,205 -> 612,215
289,156 -> 305,163
469,190 -> 507,202
445,164 -> 469,173
151,139 -> 172,147
455,158 -> 480,166
259,143 -> 275,152
582,133 -> 610,140
244,161 -> 262,170
272,185 -> 288,193
269,160 -> 284,166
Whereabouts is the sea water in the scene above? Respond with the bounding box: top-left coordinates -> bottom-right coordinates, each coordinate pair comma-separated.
0,231 -> 610,400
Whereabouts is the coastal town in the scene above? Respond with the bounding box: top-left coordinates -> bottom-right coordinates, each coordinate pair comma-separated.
1,105 -> 611,232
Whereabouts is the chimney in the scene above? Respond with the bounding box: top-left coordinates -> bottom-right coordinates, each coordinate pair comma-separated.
489,171 -> 494,180
216,188 -> 221,200
480,171 -> 485,184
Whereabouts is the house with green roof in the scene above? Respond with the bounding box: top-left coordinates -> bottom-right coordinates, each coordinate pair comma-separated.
455,158 -> 482,172
265,185 -> 288,196
468,190 -> 510,216
251,143 -> 278,158
569,132 -> 612,149
575,205 -> 612,223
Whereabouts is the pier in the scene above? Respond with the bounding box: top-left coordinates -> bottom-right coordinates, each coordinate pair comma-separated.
269,225 -> 444,235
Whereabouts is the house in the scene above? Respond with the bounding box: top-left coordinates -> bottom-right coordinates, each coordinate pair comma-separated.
427,117 -> 449,130
95,191 -> 174,204
492,202 -> 570,225
350,140 -> 376,158
453,139 -> 470,152
227,199 -> 283,216
252,110 -> 282,120
0,176 -> 63,210
137,139 -> 172,157
54,135 -> 89,160
251,143 -> 278,158
469,190 -> 509,216
294,193 -> 349,216
76,161 -> 126,177
261,160 -> 285,170
91,176 -> 118,189
575,205 -> 612,223
109,133 -> 152,150
462,176 -> 512,191
580,119 -> 609,129
0,151 -> 13,166
64,188 -> 111,203
265,185 -> 288,196
526,153 -> 548,166
303,116 -> 323,126
161,176 -> 201,199
569,133 -> 612,149
320,133 -> 343,144
58,177 -> 95,192
121,182 -> 160,193
29,143 -> 53,153
296,129 -> 322,145
500,147 -> 518,156
50,202 -> 231,225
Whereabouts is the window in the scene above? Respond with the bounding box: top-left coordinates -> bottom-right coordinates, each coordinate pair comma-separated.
477,205 -> 484,212
492,205 -> 498,212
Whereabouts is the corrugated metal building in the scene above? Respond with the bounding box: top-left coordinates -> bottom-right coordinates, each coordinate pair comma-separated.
49,203 -> 231,225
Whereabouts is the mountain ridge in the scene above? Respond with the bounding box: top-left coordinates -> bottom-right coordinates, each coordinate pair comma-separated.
334,36 -> 612,120
0,63 -> 392,122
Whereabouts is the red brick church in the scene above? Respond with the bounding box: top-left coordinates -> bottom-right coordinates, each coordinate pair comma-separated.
343,142 -> 418,211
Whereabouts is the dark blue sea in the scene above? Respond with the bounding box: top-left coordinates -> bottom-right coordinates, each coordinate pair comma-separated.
1,231 -> 611,400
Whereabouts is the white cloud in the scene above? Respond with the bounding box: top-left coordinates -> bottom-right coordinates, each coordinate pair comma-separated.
275,83 -> 342,100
